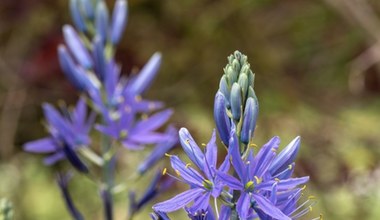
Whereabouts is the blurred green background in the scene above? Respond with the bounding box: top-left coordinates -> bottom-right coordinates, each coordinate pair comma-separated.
1,0 -> 380,219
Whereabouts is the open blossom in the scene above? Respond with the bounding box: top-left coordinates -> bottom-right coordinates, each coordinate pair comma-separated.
153,128 -> 229,215
217,129 -> 310,219
23,98 -> 94,169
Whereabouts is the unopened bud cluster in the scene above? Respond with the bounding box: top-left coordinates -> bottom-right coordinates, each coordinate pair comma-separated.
214,51 -> 259,148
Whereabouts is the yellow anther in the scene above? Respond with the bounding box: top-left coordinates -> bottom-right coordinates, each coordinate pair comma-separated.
271,148 -> 277,152
301,185 -> 307,190
165,153 -> 172,157
135,95 -> 142,102
254,176 -> 262,184
175,170 -> 181,177
288,164 -> 293,170
274,178 -> 280,182
308,195 -> 316,200
162,168 -> 167,175
141,114 -> 148,120
185,163 -> 191,168
250,143 -> 257,148
201,143 -> 207,147
309,206 -> 313,212
186,139 -> 190,144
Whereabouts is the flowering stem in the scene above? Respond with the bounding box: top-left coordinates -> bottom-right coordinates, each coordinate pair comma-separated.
101,134 -> 114,220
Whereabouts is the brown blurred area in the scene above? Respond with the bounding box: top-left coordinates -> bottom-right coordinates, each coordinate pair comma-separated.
1,0 -> 380,219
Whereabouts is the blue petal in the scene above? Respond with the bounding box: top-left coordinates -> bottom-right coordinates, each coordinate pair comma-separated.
152,188 -> 204,212
188,192 -> 211,214
79,0 -> 94,19
204,129 -> 217,180
133,109 -> 173,133
228,128 -> 246,181
129,52 -> 162,95
69,0 -> 86,32
230,83 -> 242,121
236,192 -> 251,219
137,126 -> 178,174
240,97 -> 258,144
92,36 -> 107,81
43,152 -> 65,165
219,205 -> 231,220
252,136 -> 280,178
179,128 -> 205,170
213,92 -> 231,146
170,156 -> 204,187
111,0 -> 128,44
216,171 -> 242,190
256,177 -> 309,191
129,132 -> 171,144
95,1 -> 109,42
62,25 -> 93,69
23,137 -> 57,153
252,194 -> 291,220
270,136 -> 301,176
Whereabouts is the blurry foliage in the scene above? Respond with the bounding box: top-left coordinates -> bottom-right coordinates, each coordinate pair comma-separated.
1,0 -> 380,219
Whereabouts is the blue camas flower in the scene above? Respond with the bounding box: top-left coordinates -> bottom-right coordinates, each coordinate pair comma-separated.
153,51 -> 317,219
23,98 -> 94,170
153,128 -> 229,215
217,129 -> 309,219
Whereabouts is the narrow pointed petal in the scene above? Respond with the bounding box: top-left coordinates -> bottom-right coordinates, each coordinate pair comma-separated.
79,0 -> 94,19
270,136 -> 301,175
240,97 -> 258,143
219,205 -> 231,220
121,140 -> 144,150
230,83 -> 242,121
43,152 -> 65,165
134,109 -> 173,132
236,192 -> 251,219
62,25 -> 93,69
129,52 -> 162,95
152,188 -> 204,212
111,0 -> 128,44
23,138 -> 57,153
219,75 -> 230,106
137,126 -> 178,174
129,132 -> 171,144
252,194 -> 291,220
252,136 -> 280,178
93,36 -> 107,81
70,0 -> 86,32
216,171 -> 242,190
256,177 -> 309,191
188,192 -> 211,214
213,92 -> 231,146
170,156 -> 204,187
95,1 -> 109,42
228,128 -> 245,181
179,128 -> 205,169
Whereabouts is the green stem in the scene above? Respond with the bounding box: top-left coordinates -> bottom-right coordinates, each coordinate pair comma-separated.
101,135 -> 114,220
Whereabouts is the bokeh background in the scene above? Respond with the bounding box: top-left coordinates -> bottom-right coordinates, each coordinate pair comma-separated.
1,0 -> 380,219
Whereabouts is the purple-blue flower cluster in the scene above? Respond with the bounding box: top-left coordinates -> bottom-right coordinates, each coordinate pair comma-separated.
23,0 -> 177,219
152,51 -> 317,219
